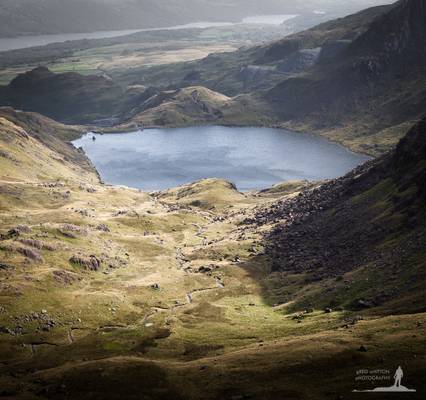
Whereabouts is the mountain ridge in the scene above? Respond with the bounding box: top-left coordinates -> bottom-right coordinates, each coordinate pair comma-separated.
1,1 -> 422,156
101,0 -> 425,155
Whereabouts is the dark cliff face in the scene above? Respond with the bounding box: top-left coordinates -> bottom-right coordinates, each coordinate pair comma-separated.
254,4 -> 394,66
348,0 -> 426,64
341,0 -> 426,89
265,0 -> 426,130
394,118 -> 426,171
392,117 -> 426,201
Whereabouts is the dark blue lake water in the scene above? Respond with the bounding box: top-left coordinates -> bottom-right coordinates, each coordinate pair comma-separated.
73,126 -> 370,191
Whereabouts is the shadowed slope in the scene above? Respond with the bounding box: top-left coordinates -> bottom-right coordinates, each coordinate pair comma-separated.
250,118 -> 426,314
0,67 -> 137,124
266,0 -> 426,149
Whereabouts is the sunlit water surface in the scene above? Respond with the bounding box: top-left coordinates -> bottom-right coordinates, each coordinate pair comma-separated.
73,126 -> 370,191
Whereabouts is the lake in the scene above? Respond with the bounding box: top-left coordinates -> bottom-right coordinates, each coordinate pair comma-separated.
242,15 -> 297,25
0,15 -> 297,52
0,29 -> 144,52
72,126 -> 370,192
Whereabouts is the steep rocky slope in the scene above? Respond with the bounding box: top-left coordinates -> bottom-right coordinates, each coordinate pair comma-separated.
254,3 -> 395,64
266,0 -> 426,148
113,3 -> 395,94
246,118 -> 426,314
0,107 -> 92,178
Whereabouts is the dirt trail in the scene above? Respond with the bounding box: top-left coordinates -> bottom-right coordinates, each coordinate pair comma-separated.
67,328 -> 74,344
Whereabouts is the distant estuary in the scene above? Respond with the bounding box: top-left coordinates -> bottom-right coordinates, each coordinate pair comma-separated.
73,126 -> 371,191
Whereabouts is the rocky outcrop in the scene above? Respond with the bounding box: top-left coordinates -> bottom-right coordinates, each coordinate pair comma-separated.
348,0 -> 426,65
69,255 -> 101,271
276,48 -> 321,73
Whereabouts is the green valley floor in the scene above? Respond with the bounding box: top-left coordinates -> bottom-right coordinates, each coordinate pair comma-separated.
0,110 -> 425,399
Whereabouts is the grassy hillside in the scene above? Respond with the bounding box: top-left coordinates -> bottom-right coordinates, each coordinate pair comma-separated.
120,86 -> 232,128
110,86 -> 274,130
0,110 -> 425,398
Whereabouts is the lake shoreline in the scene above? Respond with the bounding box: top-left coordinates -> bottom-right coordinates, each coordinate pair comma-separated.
96,120 -> 378,158
0,14 -> 297,52
73,125 -> 371,192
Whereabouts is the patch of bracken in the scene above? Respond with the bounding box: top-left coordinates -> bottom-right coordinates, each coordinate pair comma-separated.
19,238 -> 57,251
16,246 -> 43,262
96,224 -> 110,232
69,255 -> 101,271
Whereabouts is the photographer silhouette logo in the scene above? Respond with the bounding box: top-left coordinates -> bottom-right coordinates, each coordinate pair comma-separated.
353,366 -> 416,393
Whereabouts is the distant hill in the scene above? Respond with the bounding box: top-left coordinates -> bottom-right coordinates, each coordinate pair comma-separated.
0,66 -> 145,124
0,0 -> 392,38
1,0 -> 423,156
115,0 -> 424,155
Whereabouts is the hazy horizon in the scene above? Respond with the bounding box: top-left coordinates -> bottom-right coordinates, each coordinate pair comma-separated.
0,0 -> 395,38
